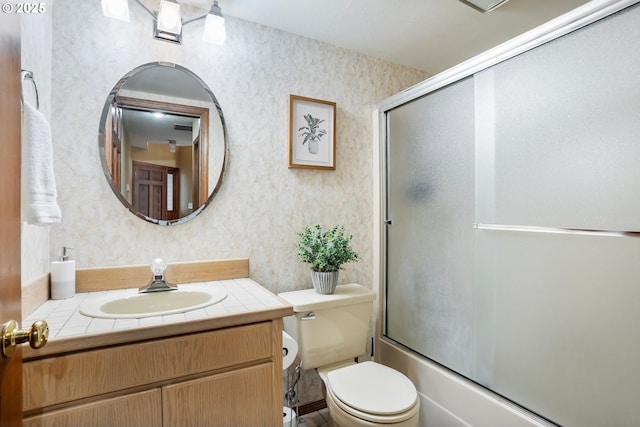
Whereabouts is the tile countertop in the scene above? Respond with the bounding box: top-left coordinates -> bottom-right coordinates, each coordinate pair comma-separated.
22,278 -> 294,360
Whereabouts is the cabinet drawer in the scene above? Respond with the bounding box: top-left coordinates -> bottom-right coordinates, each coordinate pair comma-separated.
23,389 -> 161,427
162,363 -> 276,427
24,322 -> 273,411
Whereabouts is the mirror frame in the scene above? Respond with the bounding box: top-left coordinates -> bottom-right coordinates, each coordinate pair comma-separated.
98,62 -> 227,226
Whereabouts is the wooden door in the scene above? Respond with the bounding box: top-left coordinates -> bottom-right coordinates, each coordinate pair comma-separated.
105,102 -> 122,192
192,136 -> 200,207
193,134 -> 209,207
132,162 -> 179,220
133,161 -> 166,219
0,11 -> 24,427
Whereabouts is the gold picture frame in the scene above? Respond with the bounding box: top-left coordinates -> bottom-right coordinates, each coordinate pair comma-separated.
288,94 -> 336,170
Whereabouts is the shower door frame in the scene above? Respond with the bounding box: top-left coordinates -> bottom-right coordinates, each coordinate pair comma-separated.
373,0 -> 639,425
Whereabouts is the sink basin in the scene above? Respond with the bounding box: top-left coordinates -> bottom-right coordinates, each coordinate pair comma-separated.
80,287 -> 228,319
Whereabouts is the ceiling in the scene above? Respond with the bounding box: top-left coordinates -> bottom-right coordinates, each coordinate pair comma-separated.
122,109 -> 196,148
122,0 -> 594,149
180,0 -> 593,74
119,65 -> 207,148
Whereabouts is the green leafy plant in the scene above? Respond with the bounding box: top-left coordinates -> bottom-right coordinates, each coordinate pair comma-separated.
298,114 -> 327,146
296,224 -> 359,272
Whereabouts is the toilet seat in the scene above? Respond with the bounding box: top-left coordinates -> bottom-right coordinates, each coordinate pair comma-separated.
324,361 -> 419,424
325,388 -> 419,426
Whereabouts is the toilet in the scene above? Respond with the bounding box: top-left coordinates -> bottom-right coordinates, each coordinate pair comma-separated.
278,284 -> 419,427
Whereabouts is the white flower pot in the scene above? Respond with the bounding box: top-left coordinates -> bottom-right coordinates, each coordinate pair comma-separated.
311,271 -> 339,294
308,140 -> 319,154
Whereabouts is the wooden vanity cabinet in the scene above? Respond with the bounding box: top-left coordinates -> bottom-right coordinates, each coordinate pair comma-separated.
162,363 -> 275,427
23,389 -> 162,427
22,320 -> 284,427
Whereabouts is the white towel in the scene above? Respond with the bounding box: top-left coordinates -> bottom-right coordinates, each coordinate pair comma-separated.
22,101 -> 62,225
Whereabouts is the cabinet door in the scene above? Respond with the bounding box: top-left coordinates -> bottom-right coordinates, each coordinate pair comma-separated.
23,323 -> 272,411
23,389 -> 162,427
162,363 -> 277,427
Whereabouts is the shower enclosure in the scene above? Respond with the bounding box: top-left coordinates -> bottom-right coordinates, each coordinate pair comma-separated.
378,1 -> 640,425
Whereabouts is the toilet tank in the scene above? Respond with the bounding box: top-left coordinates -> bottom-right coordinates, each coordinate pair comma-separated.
278,284 -> 376,369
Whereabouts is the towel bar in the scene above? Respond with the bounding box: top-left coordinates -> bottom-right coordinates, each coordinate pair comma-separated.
21,69 -> 40,110
474,223 -> 640,238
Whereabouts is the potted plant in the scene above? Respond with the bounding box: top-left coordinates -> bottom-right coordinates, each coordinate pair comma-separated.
298,114 -> 327,154
296,224 -> 359,294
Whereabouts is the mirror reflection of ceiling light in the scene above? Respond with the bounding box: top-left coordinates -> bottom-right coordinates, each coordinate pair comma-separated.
101,0 -> 226,45
151,112 -> 165,118
459,0 -> 511,13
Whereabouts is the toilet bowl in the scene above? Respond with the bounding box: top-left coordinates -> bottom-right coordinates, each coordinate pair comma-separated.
278,284 -> 420,427
319,361 -> 419,427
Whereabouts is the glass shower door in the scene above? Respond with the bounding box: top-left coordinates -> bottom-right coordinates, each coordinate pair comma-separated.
383,5 -> 640,425
384,76 -> 476,377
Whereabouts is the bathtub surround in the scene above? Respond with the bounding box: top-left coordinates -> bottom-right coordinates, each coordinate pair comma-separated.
376,1 -> 640,425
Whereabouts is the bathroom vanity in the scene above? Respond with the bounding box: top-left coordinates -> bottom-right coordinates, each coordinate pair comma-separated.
21,259 -> 293,427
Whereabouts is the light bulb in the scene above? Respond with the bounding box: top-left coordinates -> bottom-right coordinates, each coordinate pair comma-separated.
101,0 -> 130,22
157,0 -> 182,34
203,13 -> 226,45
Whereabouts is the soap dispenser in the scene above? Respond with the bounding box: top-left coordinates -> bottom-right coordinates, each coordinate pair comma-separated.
50,246 -> 75,300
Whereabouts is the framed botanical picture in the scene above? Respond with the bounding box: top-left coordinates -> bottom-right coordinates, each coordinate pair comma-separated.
289,94 -> 336,170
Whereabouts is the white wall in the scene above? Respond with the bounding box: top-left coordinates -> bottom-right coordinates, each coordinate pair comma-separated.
22,0 -> 426,405
44,1 -> 426,296
21,0 -> 52,283
374,1 -> 638,425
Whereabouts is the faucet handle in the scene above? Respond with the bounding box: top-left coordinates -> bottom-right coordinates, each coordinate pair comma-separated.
150,258 -> 167,278
140,258 -> 177,293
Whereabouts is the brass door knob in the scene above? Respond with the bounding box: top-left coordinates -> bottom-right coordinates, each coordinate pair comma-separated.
1,319 -> 49,358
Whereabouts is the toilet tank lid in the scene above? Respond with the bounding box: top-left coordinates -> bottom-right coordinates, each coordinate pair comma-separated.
278,284 -> 375,312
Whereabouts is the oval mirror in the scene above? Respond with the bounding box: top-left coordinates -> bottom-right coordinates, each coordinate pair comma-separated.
98,62 -> 227,225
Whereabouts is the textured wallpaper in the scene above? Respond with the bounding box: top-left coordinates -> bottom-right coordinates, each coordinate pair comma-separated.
44,0 -> 426,296
21,0 -> 53,283
21,0 -> 427,406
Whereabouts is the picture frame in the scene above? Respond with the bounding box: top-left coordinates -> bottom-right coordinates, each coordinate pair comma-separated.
289,94 -> 336,170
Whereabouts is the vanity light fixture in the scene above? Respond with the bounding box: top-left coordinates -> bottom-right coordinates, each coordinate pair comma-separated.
101,0 -> 227,45
458,0 -> 511,12
101,0 -> 130,22
202,1 -> 226,45
155,0 -> 182,43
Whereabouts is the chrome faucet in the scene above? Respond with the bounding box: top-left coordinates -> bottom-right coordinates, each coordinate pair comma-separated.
139,258 -> 178,293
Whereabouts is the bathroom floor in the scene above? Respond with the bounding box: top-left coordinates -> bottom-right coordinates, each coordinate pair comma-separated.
289,408 -> 329,427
